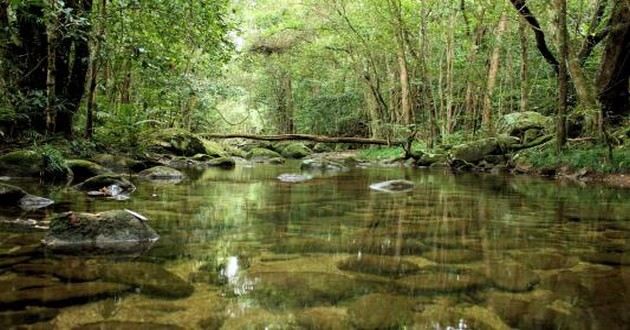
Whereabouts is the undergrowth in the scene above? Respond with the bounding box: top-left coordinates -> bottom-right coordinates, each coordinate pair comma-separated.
518,143 -> 630,173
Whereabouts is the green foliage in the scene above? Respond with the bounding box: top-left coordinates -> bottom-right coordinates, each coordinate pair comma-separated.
520,144 -> 630,174
358,146 -> 405,160
35,144 -> 68,178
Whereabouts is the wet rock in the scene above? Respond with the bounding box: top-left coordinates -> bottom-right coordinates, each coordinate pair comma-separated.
337,255 -> 420,277
0,307 -> 59,328
65,160 -> 110,182
348,293 -> 415,329
0,151 -> 45,178
301,158 -> 347,172
0,276 -> 60,292
450,136 -> 518,163
277,173 -> 312,183
90,154 -> 140,172
297,307 -> 349,330
422,249 -> 483,264
197,313 -> 226,330
0,282 -> 129,309
414,304 -> 511,330
485,289 -> 560,329
515,251 -> 578,270
245,272 -> 382,308
100,262 -> 193,298
273,142 -> 312,159
206,156 -> 235,169
43,210 -> 159,252
395,268 -> 487,294
369,180 -> 415,193
246,147 -> 282,160
73,321 -> 184,330
138,166 -> 184,181
219,308 -> 295,329
12,259 -> 102,282
202,140 -> 229,158
487,261 -> 540,292
0,256 -> 32,268
0,183 -> 54,211
74,174 -> 135,195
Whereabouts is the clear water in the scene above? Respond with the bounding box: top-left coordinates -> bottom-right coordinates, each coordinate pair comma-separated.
1,163 -> 629,329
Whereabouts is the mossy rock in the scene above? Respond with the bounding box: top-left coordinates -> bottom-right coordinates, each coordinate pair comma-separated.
74,174 -> 136,193
246,147 -> 282,160
65,159 -> 110,182
450,136 -> 518,163
273,142 -> 312,159
348,293 -> 415,329
313,143 -> 333,153
43,210 -> 159,252
99,262 -> 194,298
201,140 -> 229,158
221,144 -> 247,158
138,166 -> 184,180
0,150 -> 43,177
498,111 -> 552,137
152,131 -> 206,156
91,154 -> 140,172
206,156 -> 235,169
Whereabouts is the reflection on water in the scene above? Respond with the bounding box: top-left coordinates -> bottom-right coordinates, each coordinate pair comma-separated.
1,163 -> 629,329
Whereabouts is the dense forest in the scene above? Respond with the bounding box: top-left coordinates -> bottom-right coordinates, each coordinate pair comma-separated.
0,0 -> 629,172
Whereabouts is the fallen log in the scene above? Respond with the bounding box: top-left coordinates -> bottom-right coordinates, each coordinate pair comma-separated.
201,133 -> 405,146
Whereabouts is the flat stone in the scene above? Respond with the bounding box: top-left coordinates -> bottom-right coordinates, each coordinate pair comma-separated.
277,173 -> 312,183
18,195 -> 54,211
337,255 -> 420,277
244,272 -> 382,309
99,262 -> 194,298
396,268 -> 487,294
487,262 -> 540,292
422,249 -> 482,264
73,321 -> 184,330
348,293 -> 415,329
0,282 -> 129,309
138,166 -> 184,181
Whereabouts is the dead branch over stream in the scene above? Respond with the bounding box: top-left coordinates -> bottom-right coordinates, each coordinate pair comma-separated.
201,133 -> 406,146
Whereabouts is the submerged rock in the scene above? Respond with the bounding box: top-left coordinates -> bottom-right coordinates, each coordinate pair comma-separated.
277,173 -> 312,183
369,180 -> 415,193
74,321 -> 184,330
301,158 -> 347,172
348,293 -> 416,329
296,307 -> 350,330
396,268 -> 487,294
138,166 -> 184,182
337,255 -> 420,277
65,159 -> 110,182
0,282 -> 129,309
99,262 -> 194,298
0,307 -> 59,328
42,210 -> 159,252
244,272 -> 382,309
422,249 -> 482,264
580,251 -> 630,266
486,261 -> 540,292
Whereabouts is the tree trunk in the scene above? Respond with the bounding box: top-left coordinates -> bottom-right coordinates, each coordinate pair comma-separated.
86,0 -> 106,139
482,14 -> 508,132
389,0 -> 412,125
597,0 -> 630,126
518,17 -> 529,112
45,0 -> 58,134
556,0 -> 568,152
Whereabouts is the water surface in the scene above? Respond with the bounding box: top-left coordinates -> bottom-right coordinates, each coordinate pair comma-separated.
1,163 -> 629,329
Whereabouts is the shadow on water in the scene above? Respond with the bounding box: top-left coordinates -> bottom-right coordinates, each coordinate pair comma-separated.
1,163 -> 629,329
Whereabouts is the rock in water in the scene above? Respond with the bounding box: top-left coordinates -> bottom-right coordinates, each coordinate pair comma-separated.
369,180 -> 415,193
65,159 -> 110,182
277,173 -> 312,183
74,174 -> 136,196
337,255 -> 420,277
42,210 -> 159,253
348,293 -> 415,329
0,183 -> 54,211
99,262 -> 194,298
138,166 -> 184,182
19,194 -> 54,211
73,321 -> 184,330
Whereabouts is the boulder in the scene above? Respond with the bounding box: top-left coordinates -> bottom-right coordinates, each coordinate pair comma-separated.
206,156 -> 235,169
151,131 -> 206,156
74,174 -> 136,196
498,111 -> 552,138
138,166 -> 184,181
273,142 -> 312,159
337,255 -> 420,277
450,136 -> 518,163
65,159 -> 110,182
313,143 -> 333,153
0,150 -> 71,179
301,158 -> 347,172
0,183 -> 54,211
42,210 -> 159,252
90,154 -> 141,172
201,140 -> 229,158
246,147 -> 282,160
369,180 -> 415,193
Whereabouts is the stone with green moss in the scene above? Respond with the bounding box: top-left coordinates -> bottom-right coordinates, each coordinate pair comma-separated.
273,142 -> 312,159
0,182 -> 27,204
138,166 -> 184,180
151,130 -> 206,156
65,159 -> 110,182
43,210 -> 159,252
91,154 -> 140,172
348,293 -> 416,329
202,140 -> 229,158
450,136 -> 518,163
206,156 -> 235,169
0,150 -> 43,177
498,111 -> 552,137
313,143 -> 333,153
246,147 -> 282,160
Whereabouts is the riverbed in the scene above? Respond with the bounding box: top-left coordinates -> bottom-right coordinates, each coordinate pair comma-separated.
1,163 -> 629,329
